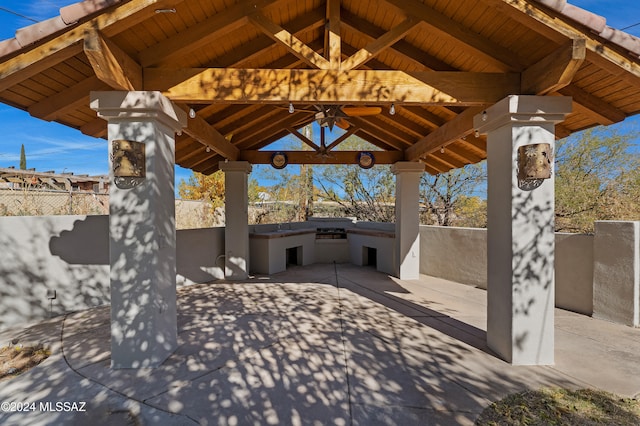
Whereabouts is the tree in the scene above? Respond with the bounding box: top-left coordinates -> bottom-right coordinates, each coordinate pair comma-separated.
555,127 -> 640,233
178,170 -> 263,210
178,171 -> 225,208
316,136 -> 396,222
19,144 -> 26,170
420,163 -> 486,227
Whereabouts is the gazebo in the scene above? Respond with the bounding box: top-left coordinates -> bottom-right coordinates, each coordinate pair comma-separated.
0,0 -> 639,368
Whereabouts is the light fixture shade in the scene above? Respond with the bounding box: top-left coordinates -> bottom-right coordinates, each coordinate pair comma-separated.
357,151 -> 375,169
270,152 -> 288,169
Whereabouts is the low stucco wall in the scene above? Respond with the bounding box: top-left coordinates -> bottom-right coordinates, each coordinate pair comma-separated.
0,215 -> 225,331
419,226 -> 594,315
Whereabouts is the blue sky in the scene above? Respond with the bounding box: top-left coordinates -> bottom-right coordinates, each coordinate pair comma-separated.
0,1 -> 638,188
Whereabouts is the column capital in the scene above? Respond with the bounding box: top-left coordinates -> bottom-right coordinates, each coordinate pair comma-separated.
391,161 -> 425,175
219,160 -> 252,174
90,91 -> 187,132
474,95 -> 572,135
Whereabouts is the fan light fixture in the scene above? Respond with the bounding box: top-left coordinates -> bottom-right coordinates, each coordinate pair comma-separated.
270,152 -> 288,169
357,152 -> 375,169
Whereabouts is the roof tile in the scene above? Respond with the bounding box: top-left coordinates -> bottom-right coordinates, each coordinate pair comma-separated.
600,26 -> 640,57
15,16 -> 68,48
60,0 -> 123,25
561,4 -> 607,33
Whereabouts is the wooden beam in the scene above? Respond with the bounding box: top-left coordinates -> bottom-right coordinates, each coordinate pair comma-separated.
341,17 -> 419,71
287,127 -> 320,151
178,106 -> 239,160
239,150 -> 403,165
139,0 -> 276,67
84,29 -> 142,91
559,85 -> 626,125
28,76 -> 108,121
521,39 -> 586,95
326,0 -> 341,70
146,68 -> 520,105
235,112 -> 311,149
405,107 -> 484,161
382,0 -> 524,71
249,12 -> 330,69
341,9 -> 456,72
0,0 -> 174,92
488,0 -> 640,81
326,126 -> 358,151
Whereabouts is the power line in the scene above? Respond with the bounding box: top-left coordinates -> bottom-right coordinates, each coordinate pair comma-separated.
621,22 -> 640,31
0,7 -> 38,23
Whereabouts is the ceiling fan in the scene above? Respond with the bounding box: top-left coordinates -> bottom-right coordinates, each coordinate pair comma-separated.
296,105 -> 383,130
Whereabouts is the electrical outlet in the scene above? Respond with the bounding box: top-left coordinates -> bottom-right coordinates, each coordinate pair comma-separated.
46,289 -> 56,300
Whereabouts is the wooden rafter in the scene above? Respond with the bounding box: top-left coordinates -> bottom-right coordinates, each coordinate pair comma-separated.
178,105 -> 240,160
488,0 -> 640,81
405,107 -> 483,161
521,38 -> 586,95
139,0 -> 278,67
326,126 -> 358,151
239,150 -> 403,164
382,0 -> 525,71
287,127 -> 321,151
28,76 -> 109,121
249,12 -> 330,69
146,68 -> 520,105
559,84 -> 626,125
0,0 -> 172,92
326,0 -> 341,69
84,29 -> 142,91
340,17 -> 419,71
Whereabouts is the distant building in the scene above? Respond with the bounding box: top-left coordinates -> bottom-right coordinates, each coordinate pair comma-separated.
0,167 -> 108,193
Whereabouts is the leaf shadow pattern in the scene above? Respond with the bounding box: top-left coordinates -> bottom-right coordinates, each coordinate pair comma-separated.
0,264 -> 582,425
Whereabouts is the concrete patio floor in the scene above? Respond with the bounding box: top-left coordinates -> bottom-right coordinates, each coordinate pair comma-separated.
1,263 -> 639,425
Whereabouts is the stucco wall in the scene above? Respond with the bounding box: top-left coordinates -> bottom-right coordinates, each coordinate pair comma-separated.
419,226 -> 594,315
0,215 -> 225,331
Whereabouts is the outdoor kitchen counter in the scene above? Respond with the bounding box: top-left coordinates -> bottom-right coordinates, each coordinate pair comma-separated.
346,228 -> 395,238
249,228 -> 316,239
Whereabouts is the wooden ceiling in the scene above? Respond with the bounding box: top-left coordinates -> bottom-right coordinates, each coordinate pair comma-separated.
0,0 -> 639,175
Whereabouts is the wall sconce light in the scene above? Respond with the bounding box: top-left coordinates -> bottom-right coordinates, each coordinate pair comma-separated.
111,140 -> 145,189
357,151 -> 375,169
517,143 -> 552,181
270,152 -> 288,169
389,103 -> 396,115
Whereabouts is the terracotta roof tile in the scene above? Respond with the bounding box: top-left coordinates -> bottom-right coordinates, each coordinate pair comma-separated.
534,0 -> 640,58
0,0 -> 638,63
1,0 -> 122,54
600,26 -> 640,57
15,16 -> 68,48
561,4 -> 607,33
0,38 -> 21,58
60,0 -> 122,25
534,0 -> 567,11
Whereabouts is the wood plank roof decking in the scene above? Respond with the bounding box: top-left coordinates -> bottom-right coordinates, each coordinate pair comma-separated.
0,0 -> 639,174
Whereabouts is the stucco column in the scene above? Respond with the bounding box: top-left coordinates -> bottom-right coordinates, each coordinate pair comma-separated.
220,161 -> 252,280
474,95 -> 571,365
91,91 -> 186,368
392,161 -> 425,280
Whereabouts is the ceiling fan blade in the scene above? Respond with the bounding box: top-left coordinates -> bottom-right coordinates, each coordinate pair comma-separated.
342,106 -> 382,116
336,118 -> 350,129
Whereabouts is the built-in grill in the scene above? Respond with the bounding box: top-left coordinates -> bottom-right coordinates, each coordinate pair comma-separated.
316,227 -> 347,239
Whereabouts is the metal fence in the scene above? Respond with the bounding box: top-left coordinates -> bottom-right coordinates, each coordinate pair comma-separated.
0,189 -> 222,229
0,189 -> 109,216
